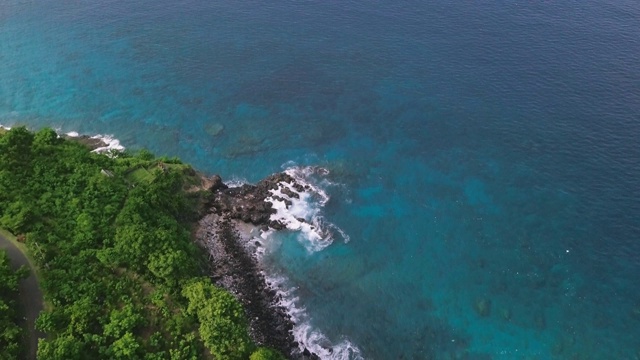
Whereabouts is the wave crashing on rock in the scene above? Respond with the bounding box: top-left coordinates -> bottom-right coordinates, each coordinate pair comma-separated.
200,165 -> 360,359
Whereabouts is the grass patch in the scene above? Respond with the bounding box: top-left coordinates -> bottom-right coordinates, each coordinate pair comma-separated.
127,167 -> 156,184
125,162 -> 201,188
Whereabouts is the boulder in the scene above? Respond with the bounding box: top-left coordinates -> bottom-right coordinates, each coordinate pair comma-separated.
210,174 -> 228,192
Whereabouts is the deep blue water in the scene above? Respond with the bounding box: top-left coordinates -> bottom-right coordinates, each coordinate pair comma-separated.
2,1 -> 640,358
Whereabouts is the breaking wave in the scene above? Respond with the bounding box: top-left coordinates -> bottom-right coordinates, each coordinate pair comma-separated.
257,164 -> 361,359
264,165 -> 349,253
263,273 -> 364,360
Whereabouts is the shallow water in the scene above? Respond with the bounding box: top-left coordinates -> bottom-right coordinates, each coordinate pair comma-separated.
2,0 -> 640,358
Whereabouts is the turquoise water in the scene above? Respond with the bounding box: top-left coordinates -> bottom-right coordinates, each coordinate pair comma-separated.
2,1 -> 640,358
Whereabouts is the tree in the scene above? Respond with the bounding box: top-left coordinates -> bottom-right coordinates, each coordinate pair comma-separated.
103,303 -> 144,339
33,128 -> 61,148
0,200 -> 35,233
0,250 -> 28,360
250,347 -> 287,360
36,334 -> 84,360
1,130 -> 261,359
0,126 -> 34,176
182,279 -> 254,360
107,332 -> 141,360
147,249 -> 189,286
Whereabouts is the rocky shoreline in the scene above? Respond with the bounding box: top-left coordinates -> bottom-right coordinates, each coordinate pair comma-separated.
66,130 -> 323,358
62,133 -> 108,149
208,172 -> 311,231
196,173 -> 320,359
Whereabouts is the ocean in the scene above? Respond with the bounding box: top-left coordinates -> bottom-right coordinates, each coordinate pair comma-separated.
1,0 -> 639,358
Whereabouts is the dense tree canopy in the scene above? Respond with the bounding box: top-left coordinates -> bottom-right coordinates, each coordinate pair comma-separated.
182,279 -> 254,360
0,250 -> 28,360
0,127 -> 283,359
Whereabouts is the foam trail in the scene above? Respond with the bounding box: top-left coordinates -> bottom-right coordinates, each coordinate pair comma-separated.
263,272 -> 363,360
89,134 -> 125,154
62,131 -> 125,156
225,176 -> 248,188
264,165 -> 349,253
259,165 -> 361,359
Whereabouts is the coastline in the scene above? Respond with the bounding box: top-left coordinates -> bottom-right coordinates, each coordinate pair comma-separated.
196,214 -> 302,358
197,169 -> 362,360
196,172 -> 327,359
1,124 -> 122,154
0,125 -> 341,359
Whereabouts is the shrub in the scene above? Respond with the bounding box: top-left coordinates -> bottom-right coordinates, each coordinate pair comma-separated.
250,347 -> 287,360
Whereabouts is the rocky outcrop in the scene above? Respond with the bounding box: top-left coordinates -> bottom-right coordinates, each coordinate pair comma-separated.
210,174 -> 228,192
208,172 -> 309,230
63,134 -> 107,150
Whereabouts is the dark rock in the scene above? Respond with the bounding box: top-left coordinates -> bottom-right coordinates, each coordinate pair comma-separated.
315,167 -> 329,176
269,220 -> 286,230
208,173 -> 298,229
63,134 -> 107,150
210,174 -> 228,192
281,186 -> 299,199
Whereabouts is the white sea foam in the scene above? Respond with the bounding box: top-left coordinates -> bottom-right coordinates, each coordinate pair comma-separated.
89,134 -> 125,155
65,131 -> 125,157
225,176 -> 249,188
62,130 -> 124,155
263,272 -> 363,360
256,165 -> 361,359
0,124 -> 11,131
264,166 -> 349,253
236,222 -> 363,360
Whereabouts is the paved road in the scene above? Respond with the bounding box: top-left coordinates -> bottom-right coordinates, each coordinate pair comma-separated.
0,234 -> 44,360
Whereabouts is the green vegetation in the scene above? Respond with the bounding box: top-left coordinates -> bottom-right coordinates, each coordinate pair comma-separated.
249,348 -> 287,360
0,249 -> 28,360
0,127 -> 284,359
0,228 -> 39,278
182,279 -> 253,360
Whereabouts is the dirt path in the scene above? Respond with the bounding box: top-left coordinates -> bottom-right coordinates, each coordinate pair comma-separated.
0,234 -> 44,360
